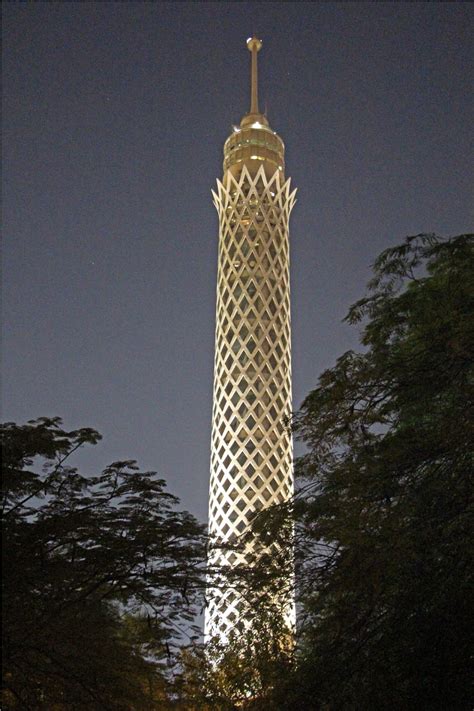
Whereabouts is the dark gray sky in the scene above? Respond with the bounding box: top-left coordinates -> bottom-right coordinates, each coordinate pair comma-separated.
3,2 -> 472,522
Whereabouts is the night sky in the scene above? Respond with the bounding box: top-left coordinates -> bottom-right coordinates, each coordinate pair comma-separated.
3,2 -> 472,523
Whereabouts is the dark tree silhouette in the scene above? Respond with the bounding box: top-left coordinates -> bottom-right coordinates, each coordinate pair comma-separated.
280,234 -> 474,709
1,418 -> 206,709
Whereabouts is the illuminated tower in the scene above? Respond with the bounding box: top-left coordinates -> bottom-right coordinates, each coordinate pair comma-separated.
205,37 -> 296,643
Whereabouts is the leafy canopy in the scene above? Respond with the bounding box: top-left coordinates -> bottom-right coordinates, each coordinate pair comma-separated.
2,417 -> 206,710
288,233 -> 474,709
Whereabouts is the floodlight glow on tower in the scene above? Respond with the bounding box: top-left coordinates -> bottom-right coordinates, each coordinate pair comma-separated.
205,37 -> 297,643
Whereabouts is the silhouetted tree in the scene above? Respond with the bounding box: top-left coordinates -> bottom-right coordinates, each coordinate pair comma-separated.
279,234 -> 474,709
1,418 -> 206,709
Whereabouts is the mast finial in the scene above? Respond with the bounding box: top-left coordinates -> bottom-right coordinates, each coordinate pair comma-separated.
246,36 -> 262,114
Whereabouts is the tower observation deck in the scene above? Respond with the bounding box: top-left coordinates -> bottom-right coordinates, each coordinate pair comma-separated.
205,37 -> 296,644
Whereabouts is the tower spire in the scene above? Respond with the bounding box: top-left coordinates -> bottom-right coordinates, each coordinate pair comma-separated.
247,36 -> 262,114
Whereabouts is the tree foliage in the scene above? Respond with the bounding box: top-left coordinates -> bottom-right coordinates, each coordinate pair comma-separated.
285,233 -> 474,709
1,418 -> 206,709
173,611 -> 294,710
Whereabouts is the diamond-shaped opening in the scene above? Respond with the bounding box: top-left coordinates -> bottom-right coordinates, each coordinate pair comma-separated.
269,302 -> 278,318
231,338 -> 241,354
246,415 -> 256,430
246,389 -> 256,405
253,474 -> 263,489
245,463 -> 255,476
238,352 -> 248,366
238,377 -> 248,393
275,468 -> 285,482
262,488 -> 272,502
247,281 -> 257,297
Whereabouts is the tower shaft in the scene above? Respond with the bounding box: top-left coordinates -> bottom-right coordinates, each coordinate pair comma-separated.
205,38 -> 296,644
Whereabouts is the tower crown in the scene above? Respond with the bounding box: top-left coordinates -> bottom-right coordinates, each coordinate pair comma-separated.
223,36 -> 285,179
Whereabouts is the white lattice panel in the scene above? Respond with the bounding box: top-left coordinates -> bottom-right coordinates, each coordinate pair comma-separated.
205,164 -> 296,642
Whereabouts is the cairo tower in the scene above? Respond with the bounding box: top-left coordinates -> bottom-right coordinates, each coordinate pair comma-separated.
205,37 -> 297,643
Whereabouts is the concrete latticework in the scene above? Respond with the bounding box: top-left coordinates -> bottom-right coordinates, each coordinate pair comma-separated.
205,37 -> 296,644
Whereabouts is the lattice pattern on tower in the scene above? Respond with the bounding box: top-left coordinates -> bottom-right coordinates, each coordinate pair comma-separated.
205,164 -> 296,642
